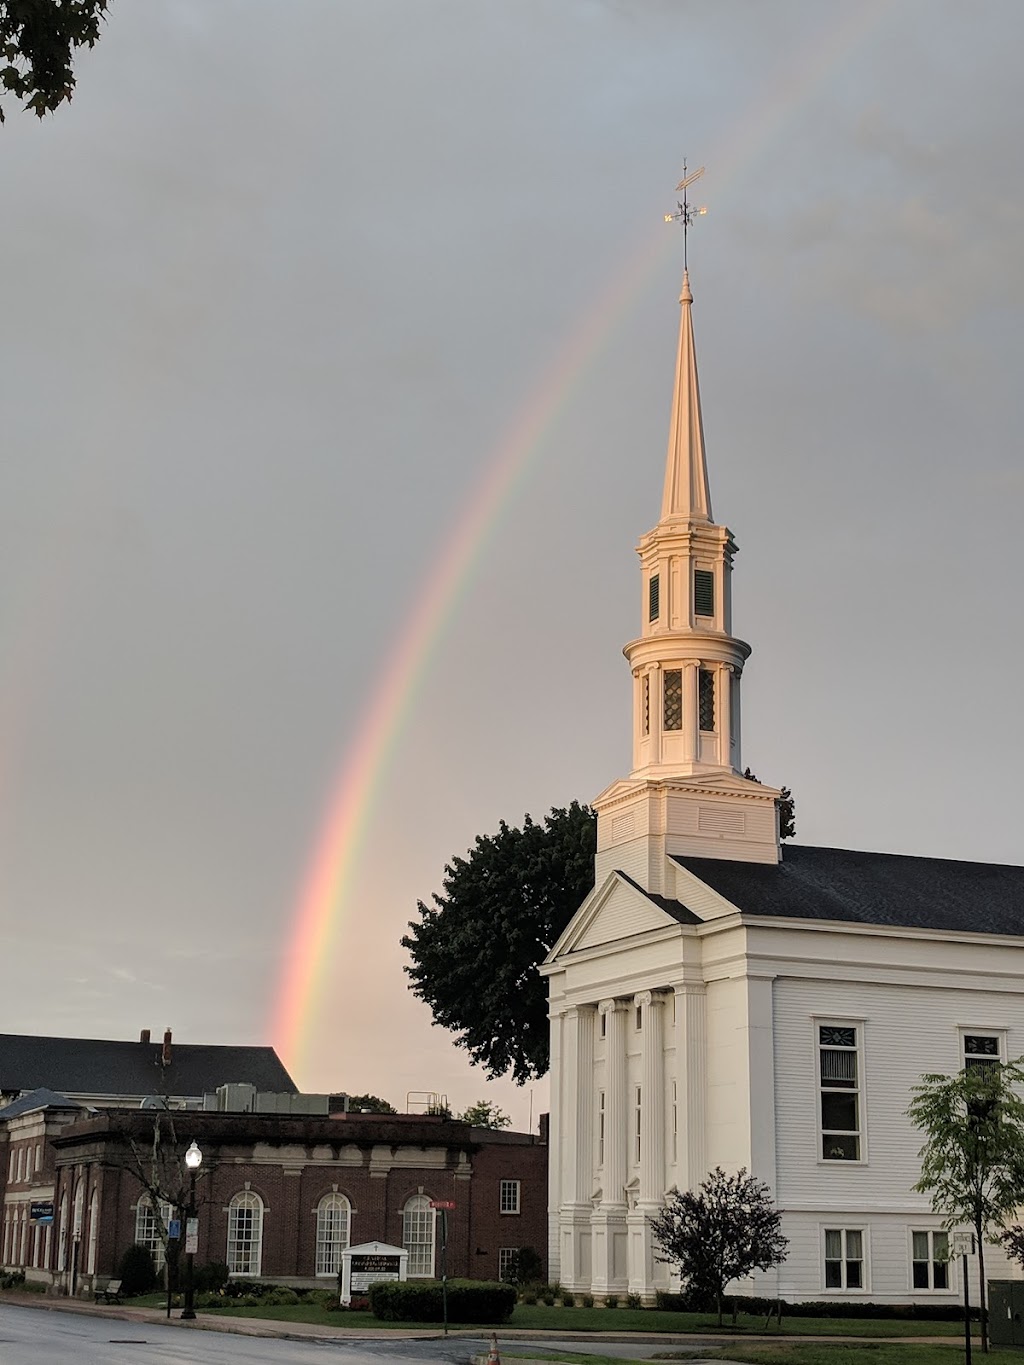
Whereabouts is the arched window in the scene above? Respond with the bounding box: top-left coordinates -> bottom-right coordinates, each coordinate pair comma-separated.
402,1194 -> 435,1278
315,1193 -> 350,1277
227,1191 -> 263,1276
87,1188 -> 99,1274
135,1196 -> 173,1270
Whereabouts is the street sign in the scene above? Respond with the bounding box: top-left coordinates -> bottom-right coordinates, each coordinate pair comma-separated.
430,1200 -> 456,1210
167,1219 -> 181,1240
185,1217 -> 199,1255
952,1232 -> 976,1256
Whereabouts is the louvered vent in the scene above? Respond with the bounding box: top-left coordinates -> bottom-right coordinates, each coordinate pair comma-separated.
697,805 -> 745,834
611,812 -> 635,842
694,569 -> 714,617
649,574 -> 660,622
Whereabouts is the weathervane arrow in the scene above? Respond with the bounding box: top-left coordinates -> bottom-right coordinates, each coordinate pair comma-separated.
664,161 -> 708,270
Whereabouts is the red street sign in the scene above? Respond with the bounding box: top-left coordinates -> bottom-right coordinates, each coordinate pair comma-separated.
430,1200 -> 456,1210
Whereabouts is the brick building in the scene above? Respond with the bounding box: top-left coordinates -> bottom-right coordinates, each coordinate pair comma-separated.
6,1108 -> 547,1293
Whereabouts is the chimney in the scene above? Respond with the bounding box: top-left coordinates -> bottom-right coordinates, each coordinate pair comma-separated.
139,1029 -> 151,1045
161,1029 -> 172,1066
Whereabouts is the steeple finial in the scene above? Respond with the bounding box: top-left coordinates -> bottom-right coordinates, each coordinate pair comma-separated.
661,165 -> 711,523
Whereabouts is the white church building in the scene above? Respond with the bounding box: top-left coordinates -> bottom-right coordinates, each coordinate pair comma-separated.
541,266 -> 1024,1304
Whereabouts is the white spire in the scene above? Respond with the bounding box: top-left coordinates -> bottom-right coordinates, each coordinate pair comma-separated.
660,269 -> 712,524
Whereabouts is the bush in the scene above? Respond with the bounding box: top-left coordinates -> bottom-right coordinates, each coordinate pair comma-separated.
221,1278 -> 263,1299
369,1279 -> 516,1323
522,1292 -> 538,1305
193,1261 -> 229,1293
0,1270 -> 26,1290
581,1293 -> 594,1308
560,1292 -> 575,1307
118,1243 -> 158,1297
603,1293 -> 619,1309
626,1292 -> 642,1309
542,1293 -> 555,1306
502,1245 -> 543,1285
263,1287 -> 301,1306
653,1290 -> 977,1322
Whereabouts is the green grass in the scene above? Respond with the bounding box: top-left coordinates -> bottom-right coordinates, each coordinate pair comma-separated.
508,1349 -> 1007,1365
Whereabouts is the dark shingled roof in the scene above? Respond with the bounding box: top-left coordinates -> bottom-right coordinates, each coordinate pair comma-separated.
616,871 -> 702,924
0,1033 -> 296,1102
672,844 -> 1024,937
0,1088 -> 82,1120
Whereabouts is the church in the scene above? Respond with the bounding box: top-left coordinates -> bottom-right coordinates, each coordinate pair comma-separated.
541,260 -> 1024,1304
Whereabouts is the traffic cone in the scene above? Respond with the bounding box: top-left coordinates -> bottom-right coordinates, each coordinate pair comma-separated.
487,1332 -> 501,1365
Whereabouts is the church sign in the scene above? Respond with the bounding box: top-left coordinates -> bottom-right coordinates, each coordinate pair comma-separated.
339,1241 -> 409,1305
30,1201 -> 54,1224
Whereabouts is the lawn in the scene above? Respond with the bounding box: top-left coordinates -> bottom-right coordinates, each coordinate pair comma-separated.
507,1349 -> 1006,1365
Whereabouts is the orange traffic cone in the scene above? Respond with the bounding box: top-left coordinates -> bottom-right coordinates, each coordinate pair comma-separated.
487,1332 -> 501,1365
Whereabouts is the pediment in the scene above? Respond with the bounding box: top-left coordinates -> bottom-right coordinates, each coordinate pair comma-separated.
546,871 -> 684,963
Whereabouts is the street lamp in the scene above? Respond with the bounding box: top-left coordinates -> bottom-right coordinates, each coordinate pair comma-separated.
180,1140 -> 203,1320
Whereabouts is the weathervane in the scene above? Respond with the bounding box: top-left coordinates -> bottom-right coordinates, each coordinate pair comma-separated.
664,161 -> 707,270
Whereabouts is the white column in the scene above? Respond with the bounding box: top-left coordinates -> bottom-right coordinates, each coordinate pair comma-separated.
637,992 -> 666,1205
592,999 -> 629,1293
650,664 -> 663,766
682,661 -> 699,765
573,1006 -> 596,1203
632,668 -> 642,768
559,1005 -> 597,1289
718,664 -> 732,768
547,1006 -> 563,1284
675,983 -> 707,1189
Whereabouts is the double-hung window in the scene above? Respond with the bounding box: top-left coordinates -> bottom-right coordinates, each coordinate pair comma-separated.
819,1024 -> 861,1160
824,1228 -> 864,1290
912,1231 -> 950,1290
499,1180 -> 521,1214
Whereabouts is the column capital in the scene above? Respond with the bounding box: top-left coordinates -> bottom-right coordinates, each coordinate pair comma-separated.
673,981 -> 706,997
682,658 -> 701,670
599,998 -> 627,1016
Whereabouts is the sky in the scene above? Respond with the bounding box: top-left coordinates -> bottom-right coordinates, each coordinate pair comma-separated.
1,1 -> 1022,1132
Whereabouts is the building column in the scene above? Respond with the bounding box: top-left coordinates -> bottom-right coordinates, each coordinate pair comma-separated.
629,991 -> 666,1299
547,1006 -> 563,1285
674,983 -> 707,1191
650,664 -> 663,766
682,661 -> 699,765
718,664 -> 732,768
559,1005 -> 597,1289
592,1000 -> 628,1293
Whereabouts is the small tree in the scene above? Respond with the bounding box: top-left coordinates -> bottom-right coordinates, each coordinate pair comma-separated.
650,1167 -> 788,1326
908,1060 -> 1024,1354
459,1100 -> 511,1129
118,1242 -> 157,1297
344,1093 -> 397,1114
0,1 -> 109,121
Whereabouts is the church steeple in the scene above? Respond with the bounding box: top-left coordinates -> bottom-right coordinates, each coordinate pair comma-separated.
661,270 -> 712,524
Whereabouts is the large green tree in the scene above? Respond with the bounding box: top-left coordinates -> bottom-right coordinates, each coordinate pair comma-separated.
908,1060 -> 1024,1353
1,0 -> 108,122
403,802 -> 596,1084
459,1100 -> 511,1130
650,1167 -> 788,1325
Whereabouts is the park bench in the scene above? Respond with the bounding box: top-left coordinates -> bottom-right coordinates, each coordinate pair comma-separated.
94,1278 -> 122,1304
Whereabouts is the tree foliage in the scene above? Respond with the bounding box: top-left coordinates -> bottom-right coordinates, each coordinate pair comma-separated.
649,1167 -> 788,1325
344,1093 -> 397,1114
459,1099 -> 511,1129
908,1060 -> 1024,1352
1,1 -> 109,122
403,802 -> 596,1084
742,769 -> 795,840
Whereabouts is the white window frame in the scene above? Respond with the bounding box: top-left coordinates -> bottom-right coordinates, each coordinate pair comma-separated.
960,1029 -> 1005,1073
910,1229 -> 952,1293
402,1194 -> 435,1277
816,1019 -> 865,1163
499,1179 -> 521,1215
823,1226 -> 867,1292
227,1190 -> 264,1277
134,1196 -> 173,1271
314,1192 -> 351,1278
498,1246 -> 518,1281
87,1189 -> 99,1274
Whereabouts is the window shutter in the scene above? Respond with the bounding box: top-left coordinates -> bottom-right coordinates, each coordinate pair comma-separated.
649,574 -> 660,622
694,569 -> 714,617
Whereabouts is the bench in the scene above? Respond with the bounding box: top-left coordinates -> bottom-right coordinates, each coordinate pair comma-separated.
94,1278 -> 122,1304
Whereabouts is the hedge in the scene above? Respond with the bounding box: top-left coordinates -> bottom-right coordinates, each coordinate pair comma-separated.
654,1290 -> 976,1321
369,1279 -> 516,1323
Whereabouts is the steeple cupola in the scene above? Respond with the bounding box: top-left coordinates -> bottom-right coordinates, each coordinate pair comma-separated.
590,252 -> 780,885
624,268 -> 750,780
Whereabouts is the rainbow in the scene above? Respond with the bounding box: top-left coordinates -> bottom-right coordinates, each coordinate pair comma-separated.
271,1 -> 891,1081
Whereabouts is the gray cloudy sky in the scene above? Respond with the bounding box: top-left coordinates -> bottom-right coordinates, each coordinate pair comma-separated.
1,1 -> 1021,1129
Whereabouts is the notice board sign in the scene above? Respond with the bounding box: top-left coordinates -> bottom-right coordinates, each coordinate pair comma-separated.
30,1201 -> 54,1224
340,1242 -> 409,1305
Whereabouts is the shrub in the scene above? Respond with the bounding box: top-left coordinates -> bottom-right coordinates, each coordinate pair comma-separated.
118,1243 -> 157,1297
503,1245 -> 543,1285
653,1290 -> 977,1322
581,1293 -> 594,1308
221,1278 -> 263,1299
604,1293 -> 620,1309
522,1292 -> 538,1305
264,1287 -> 300,1306
542,1293 -> 555,1306
193,1261 -> 229,1293
560,1292 -> 575,1307
369,1279 -> 515,1323
0,1270 -> 26,1290
626,1292 -> 642,1310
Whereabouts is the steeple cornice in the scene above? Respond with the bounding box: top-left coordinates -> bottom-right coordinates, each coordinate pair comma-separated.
660,270 -> 712,526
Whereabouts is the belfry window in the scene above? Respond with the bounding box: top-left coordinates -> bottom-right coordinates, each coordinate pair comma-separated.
694,569 -> 714,617
698,669 -> 715,731
649,574 -> 660,623
663,670 -> 682,730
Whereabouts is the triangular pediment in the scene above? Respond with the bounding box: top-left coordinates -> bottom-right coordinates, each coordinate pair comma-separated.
545,871 -> 687,965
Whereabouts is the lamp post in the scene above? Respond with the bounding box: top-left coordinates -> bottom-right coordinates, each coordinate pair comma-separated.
180,1140 -> 203,1320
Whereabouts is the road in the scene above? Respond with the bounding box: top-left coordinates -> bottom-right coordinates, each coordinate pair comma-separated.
0,1304 -> 723,1365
